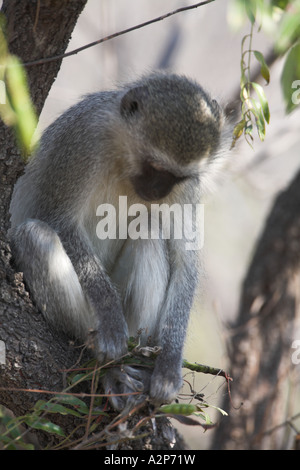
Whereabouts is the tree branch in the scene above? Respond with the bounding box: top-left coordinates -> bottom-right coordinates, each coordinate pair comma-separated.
22,0 -> 216,68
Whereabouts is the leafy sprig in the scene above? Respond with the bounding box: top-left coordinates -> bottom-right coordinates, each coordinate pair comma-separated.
232,24 -> 270,148
0,16 -> 38,159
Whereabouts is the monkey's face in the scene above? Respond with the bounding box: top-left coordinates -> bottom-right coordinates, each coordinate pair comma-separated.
131,159 -> 187,202
119,73 -> 225,201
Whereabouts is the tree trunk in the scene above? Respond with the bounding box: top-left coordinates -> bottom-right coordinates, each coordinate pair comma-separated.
0,0 -> 87,445
0,1 -> 187,450
212,168 -> 300,450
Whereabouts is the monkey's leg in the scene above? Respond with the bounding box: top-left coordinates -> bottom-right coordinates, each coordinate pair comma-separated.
9,219 -> 96,338
104,237 -> 170,410
9,219 -> 128,363
149,246 -> 198,405
112,236 -> 198,406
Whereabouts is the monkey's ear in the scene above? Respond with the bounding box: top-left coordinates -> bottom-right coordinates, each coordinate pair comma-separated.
120,86 -> 149,118
211,99 -> 222,121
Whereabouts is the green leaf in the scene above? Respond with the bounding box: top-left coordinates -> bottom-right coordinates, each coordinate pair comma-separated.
54,394 -> 108,416
159,403 -> 197,416
252,102 -> 266,140
5,55 -> 38,159
24,416 -> 65,437
54,394 -> 90,414
231,118 -> 246,148
271,0 -> 289,9
204,404 -> 228,417
196,412 -> 213,424
69,372 -> 93,385
276,6 -> 300,53
251,82 -> 270,123
245,1 -> 256,24
253,50 -> 270,84
281,42 -> 300,113
0,434 -> 35,450
233,118 -> 247,139
34,399 -> 83,417
244,122 -> 254,136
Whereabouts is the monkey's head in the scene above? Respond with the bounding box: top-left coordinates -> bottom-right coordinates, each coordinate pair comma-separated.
118,73 -> 226,202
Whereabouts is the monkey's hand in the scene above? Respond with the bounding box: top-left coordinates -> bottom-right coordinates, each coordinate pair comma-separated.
149,355 -> 182,405
90,314 -> 129,364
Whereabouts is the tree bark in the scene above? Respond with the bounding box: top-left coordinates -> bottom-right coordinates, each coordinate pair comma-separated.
0,0 -> 88,445
2,0 -> 89,116
0,1 -> 186,450
212,168 -> 300,450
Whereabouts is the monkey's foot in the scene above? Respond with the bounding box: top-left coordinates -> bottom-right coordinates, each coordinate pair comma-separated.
149,362 -> 183,406
102,365 -> 151,412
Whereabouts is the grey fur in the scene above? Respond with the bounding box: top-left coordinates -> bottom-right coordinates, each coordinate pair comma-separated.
9,73 -> 228,409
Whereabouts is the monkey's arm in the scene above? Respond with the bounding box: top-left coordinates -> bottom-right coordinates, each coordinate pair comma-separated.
150,245 -> 198,404
59,226 -> 129,362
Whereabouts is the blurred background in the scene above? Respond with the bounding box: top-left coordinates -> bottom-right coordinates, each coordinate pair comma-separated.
37,0 -> 300,449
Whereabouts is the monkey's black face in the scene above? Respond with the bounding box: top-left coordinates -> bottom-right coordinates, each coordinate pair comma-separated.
120,76 -> 223,166
131,160 -> 186,201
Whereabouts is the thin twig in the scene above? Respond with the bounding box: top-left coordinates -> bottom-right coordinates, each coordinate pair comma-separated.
33,0 -> 41,33
0,386 -> 140,399
182,359 -> 232,381
23,0 -> 216,67
84,362 -> 99,439
71,400 -> 147,450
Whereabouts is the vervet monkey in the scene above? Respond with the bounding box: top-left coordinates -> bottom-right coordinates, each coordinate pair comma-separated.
9,73 -> 229,410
